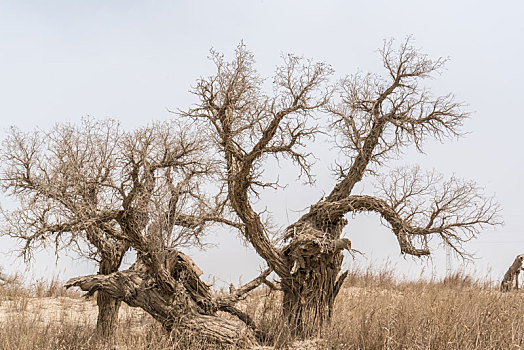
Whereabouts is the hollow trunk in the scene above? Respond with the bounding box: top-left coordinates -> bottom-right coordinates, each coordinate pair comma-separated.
95,256 -> 122,336
282,251 -> 347,338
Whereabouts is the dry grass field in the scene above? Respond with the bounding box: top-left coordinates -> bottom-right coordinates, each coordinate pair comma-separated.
1,268 -> 524,350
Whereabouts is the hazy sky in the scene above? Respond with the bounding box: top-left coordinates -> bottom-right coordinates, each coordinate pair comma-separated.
1,0 -> 523,286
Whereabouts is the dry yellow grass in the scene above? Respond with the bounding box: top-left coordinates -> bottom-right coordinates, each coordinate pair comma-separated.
1,269 -> 524,349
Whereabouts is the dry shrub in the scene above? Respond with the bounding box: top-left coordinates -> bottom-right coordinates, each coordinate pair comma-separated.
0,316 -> 174,350
247,289 -> 289,346
0,271 -> 30,313
440,271 -> 490,289
32,276 -> 82,298
0,270 -> 82,299
326,270 -> 524,349
343,263 -> 397,290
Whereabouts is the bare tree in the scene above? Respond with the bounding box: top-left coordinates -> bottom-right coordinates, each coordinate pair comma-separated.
0,118 -> 216,336
3,38 -> 502,346
178,39 -> 501,338
2,118 -> 272,345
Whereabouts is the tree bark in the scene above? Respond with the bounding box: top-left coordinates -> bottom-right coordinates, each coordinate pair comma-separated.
95,256 -> 123,336
66,251 -> 260,348
96,290 -> 121,336
282,253 -> 347,338
281,220 -> 351,337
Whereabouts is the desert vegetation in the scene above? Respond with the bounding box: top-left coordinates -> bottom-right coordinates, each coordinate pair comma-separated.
2,269 -> 524,349
0,38 -> 506,348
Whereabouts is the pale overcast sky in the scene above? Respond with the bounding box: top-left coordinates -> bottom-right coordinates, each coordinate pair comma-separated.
1,0 -> 523,286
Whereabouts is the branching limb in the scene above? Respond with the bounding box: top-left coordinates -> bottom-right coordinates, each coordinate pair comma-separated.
65,252 -> 272,345
324,37 -> 468,209
183,44 -> 333,279
216,268 -> 272,306
311,175 -> 500,256
263,278 -> 282,291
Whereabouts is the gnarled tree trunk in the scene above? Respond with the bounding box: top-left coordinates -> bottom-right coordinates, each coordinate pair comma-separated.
282,254 -> 347,337
96,290 -> 121,336
281,220 -> 351,337
66,249 -> 264,348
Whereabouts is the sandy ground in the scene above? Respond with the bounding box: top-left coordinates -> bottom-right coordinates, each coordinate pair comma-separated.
0,286 -> 401,349
0,295 -> 149,328
0,294 -> 333,349
0,295 -> 326,349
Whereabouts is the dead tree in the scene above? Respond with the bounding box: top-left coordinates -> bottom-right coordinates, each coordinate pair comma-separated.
0,119 -> 216,336
3,38 -> 502,345
2,117 -> 274,345
181,39 -> 501,338
501,254 -> 524,291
